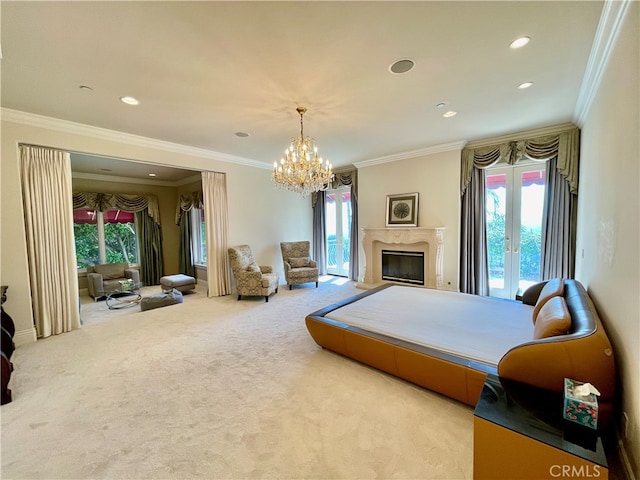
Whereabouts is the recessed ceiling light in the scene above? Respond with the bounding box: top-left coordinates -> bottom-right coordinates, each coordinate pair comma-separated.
443,111 -> 457,118
79,85 -> 93,92
389,58 -> 415,74
120,96 -> 140,106
510,36 -> 530,49
518,82 -> 534,89
148,173 -> 157,177
235,132 -> 249,138
436,102 -> 446,109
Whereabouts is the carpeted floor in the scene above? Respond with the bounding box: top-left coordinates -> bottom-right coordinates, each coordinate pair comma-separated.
1,277 -> 473,479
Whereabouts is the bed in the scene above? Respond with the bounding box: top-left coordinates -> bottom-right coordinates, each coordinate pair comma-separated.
305,279 -> 616,427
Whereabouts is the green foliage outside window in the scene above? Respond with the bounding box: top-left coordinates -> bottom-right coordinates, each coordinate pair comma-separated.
199,219 -> 207,263
74,223 -> 100,268
104,222 -> 137,264
486,190 -> 542,282
74,213 -> 138,269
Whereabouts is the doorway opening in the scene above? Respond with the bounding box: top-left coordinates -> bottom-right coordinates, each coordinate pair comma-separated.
486,163 -> 546,299
325,186 -> 352,277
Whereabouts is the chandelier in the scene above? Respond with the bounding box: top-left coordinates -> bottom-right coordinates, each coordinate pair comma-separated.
272,106 -> 334,197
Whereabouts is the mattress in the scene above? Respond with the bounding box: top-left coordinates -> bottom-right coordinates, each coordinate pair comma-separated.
324,285 -> 534,367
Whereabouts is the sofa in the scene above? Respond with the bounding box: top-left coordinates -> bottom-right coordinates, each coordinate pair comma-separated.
86,262 -> 140,300
305,278 -> 616,428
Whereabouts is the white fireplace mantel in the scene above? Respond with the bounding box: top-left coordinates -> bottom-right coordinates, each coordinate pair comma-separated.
360,227 -> 445,289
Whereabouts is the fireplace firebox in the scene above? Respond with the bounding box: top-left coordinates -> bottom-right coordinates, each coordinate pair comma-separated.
381,250 -> 425,285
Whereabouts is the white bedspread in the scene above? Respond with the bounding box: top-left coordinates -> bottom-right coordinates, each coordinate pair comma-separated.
324,285 -> 534,366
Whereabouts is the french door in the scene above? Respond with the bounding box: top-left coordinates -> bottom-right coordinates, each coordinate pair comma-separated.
325,186 -> 352,276
485,164 -> 546,299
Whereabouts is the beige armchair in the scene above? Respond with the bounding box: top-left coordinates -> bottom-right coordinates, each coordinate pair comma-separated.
228,245 -> 279,302
86,262 -> 140,300
280,241 -> 319,290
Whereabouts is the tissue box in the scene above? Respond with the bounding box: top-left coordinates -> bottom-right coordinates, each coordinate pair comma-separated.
563,378 -> 598,429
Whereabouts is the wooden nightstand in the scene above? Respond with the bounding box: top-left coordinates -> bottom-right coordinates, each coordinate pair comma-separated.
474,374 -> 608,479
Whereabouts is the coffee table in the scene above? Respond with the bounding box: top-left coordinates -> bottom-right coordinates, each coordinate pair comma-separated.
106,280 -> 143,310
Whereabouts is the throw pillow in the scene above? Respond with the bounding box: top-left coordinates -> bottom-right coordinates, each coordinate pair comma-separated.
246,262 -> 261,272
532,278 -> 564,324
533,296 -> 571,339
289,257 -> 310,268
94,262 -> 126,280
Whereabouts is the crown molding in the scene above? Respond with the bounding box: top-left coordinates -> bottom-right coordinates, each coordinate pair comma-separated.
1,108 -> 271,170
464,122 -> 577,150
353,141 -> 467,169
72,171 -> 202,188
573,0 -> 633,127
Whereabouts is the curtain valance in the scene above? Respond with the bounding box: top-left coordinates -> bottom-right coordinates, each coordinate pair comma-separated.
175,191 -> 203,225
312,167 -> 358,207
72,192 -> 161,225
461,127 -> 579,195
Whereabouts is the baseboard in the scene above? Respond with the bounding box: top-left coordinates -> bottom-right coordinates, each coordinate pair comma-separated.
617,434 -> 637,480
13,327 -> 37,346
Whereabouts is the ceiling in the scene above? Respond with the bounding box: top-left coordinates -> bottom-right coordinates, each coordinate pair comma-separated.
1,1 -> 603,180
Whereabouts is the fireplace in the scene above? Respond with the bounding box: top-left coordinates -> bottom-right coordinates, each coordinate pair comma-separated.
381,250 -> 424,285
360,227 -> 445,289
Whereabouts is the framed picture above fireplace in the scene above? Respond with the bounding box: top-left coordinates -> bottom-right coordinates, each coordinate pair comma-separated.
386,192 -> 419,227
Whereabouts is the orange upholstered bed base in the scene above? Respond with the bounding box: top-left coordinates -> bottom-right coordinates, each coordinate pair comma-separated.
305,281 -> 616,425
305,284 -> 492,406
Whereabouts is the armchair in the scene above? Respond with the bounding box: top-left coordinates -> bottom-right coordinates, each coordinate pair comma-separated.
86,262 -> 140,300
227,245 -> 279,302
280,241 -> 319,290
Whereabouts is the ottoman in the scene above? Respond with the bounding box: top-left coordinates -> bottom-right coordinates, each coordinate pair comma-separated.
140,288 -> 184,311
160,274 -> 196,293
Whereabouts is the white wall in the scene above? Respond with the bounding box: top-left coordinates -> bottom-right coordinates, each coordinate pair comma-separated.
0,117 -> 311,345
357,149 -> 461,290
576,3 -> 639,474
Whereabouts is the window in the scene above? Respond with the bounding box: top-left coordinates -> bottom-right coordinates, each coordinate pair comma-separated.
73,209 -> 139,269
192,207 -> 207,264
325,186 -> 351,277
485,164 -> 546,299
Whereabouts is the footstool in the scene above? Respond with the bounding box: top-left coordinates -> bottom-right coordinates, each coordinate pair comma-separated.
160,274 -> 196,293
139,288 -> 184,311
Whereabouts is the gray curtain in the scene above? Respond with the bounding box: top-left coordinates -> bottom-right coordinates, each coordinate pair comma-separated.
312,191 -> 327,275
460,127 -> 580,293
459,167 -> 489,295
349,186 -> 359,281
541,157 -> 577,279
136,208 -> 164,285
175,191 -> 203,277
178,212 -> 195,277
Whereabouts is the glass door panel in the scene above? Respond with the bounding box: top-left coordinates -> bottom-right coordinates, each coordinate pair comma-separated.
486,165 -> 546,299
486,172 -> 509,295
325,186 -> 351,277
517,169 -> 546,293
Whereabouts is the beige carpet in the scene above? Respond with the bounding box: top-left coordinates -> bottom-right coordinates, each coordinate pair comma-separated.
1,277 -> 473,479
